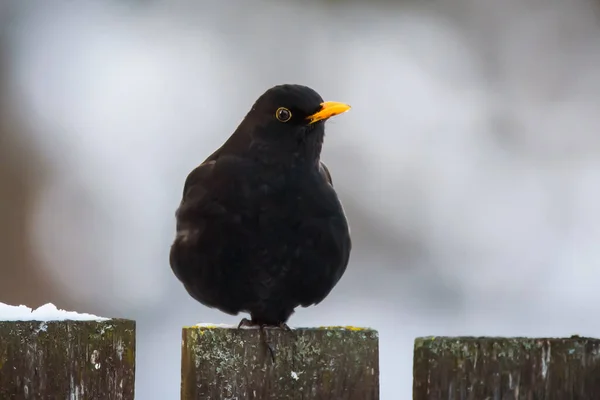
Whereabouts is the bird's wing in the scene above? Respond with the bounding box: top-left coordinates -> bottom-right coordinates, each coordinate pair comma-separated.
180,160 -> 216,201
180,144 -> 224,199
319,161 -> 333,186
173,158 -> 225,236
171,157 -> 243,314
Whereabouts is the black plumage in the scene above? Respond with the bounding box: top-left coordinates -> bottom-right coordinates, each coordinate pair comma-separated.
169,84 -> 352,330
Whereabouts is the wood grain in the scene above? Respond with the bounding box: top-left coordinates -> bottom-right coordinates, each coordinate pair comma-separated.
413,336 -> 600,400
0,319 -> 136,400
181,326 -> 379,400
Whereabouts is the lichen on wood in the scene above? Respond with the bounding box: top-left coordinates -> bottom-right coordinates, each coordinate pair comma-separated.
181,325 -> 379,400
413,336 -> 600,400
0,319 -> 136,400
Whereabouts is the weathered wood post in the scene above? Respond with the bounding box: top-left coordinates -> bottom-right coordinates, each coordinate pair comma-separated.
181,325 -> 379,399
413,336 -> 600,399
0,303 -> 136,400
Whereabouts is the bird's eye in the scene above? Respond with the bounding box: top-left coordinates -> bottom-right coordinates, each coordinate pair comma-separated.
275,107 -> 292,122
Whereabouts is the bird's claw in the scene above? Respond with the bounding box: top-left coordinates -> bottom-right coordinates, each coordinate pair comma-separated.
236,318 -> 277,362
236,318 -> 294,362
278,322 -> 292,331
260,324 -> 277,363
237,317 -> 255,329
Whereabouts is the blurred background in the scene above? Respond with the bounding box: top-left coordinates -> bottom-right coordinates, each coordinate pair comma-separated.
1,0 -> 600,398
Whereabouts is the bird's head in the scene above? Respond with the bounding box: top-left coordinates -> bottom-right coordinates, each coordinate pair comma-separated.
239,84 -> 351,162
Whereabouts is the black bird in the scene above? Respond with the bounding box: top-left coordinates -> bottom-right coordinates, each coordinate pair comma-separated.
170,84 -> 352,340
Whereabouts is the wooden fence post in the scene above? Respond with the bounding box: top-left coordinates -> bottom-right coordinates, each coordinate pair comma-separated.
0,305 -> 136,400
181,325 -> 379,400
413,336 -> 600,400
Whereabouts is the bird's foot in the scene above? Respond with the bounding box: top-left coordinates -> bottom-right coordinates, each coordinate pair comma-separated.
278,322 -> 292,332
260,323 -> 296,362
236,318 -> 294,362
236,318 -> 277,362
237,317 -> 256,329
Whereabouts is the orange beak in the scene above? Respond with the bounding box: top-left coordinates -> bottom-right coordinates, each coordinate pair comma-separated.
307,101 -> 351,124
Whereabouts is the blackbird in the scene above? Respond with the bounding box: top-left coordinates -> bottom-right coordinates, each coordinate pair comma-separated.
169,84 -> 352,349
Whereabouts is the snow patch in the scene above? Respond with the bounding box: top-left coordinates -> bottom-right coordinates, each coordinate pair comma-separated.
0,302 -> 109,322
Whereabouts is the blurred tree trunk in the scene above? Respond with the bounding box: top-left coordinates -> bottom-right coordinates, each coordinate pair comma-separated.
0,9 -> 65,308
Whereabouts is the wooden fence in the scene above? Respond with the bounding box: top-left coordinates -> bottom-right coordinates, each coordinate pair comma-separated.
1,317 -> 599,399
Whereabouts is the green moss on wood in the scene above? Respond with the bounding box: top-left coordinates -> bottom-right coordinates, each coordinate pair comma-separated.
182,326 -> 379,400
0,319 -> 136,400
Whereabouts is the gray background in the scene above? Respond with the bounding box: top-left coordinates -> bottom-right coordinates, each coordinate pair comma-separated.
1,0 -> 600,399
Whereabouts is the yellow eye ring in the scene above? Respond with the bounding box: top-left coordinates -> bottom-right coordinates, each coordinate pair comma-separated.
275,107 -> 292,122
